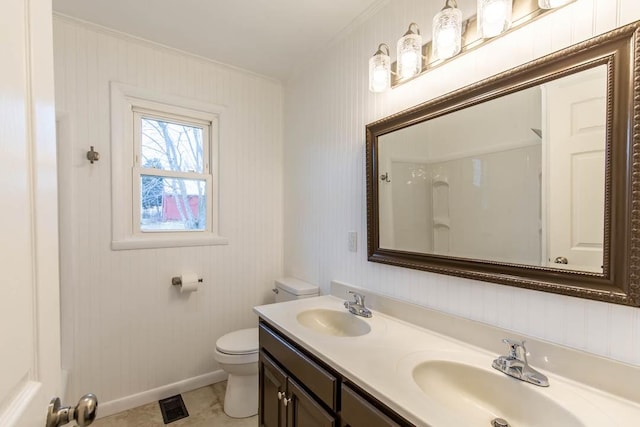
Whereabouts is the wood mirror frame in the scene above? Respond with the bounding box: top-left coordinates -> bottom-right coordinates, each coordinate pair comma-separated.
366,21 -> 640,307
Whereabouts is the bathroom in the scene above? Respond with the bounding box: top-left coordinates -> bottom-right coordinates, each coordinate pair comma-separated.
2,0 -> 640,426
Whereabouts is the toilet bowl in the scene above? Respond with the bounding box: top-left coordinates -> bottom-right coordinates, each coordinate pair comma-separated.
214,328 -> 259,418
214,277 -> 319,418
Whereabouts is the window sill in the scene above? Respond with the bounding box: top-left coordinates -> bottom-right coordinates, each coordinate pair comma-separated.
111,234 -> 229,250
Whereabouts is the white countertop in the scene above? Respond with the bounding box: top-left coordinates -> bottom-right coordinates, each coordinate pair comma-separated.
254,295 -> 640,427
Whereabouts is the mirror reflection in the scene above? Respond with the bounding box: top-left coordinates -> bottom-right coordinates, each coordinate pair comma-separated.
377,65 -> 606,273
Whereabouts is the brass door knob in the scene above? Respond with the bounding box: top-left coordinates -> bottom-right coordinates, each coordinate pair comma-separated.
46,393 -> 98,427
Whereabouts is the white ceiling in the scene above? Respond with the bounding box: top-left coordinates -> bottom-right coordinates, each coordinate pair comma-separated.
52,0 -> 383,81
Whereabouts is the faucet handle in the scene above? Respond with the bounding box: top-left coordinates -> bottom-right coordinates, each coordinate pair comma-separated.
347,290 -> 365,305
501,338 -> 527,360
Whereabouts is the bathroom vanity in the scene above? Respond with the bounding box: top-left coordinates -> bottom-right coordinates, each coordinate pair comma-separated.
254,284 -> 640,427
259,320 -> 411,427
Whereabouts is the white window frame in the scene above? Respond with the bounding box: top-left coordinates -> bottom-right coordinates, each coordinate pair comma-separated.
110,82 -> 227,250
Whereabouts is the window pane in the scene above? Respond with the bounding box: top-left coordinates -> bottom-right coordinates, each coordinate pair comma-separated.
140,176 -> 207,231
140,117 -> 204,173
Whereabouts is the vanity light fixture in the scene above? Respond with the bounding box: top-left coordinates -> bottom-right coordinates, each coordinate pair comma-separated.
478,0 -> 513,38
538,0 -> 576,9
397,23 -> 423,80
432,0 -> 463,61
369,43 -> 391,93
367,0 -> 577,93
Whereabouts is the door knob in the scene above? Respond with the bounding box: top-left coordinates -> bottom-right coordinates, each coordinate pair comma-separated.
554,256 -> 568,264
46,393 -> 98,427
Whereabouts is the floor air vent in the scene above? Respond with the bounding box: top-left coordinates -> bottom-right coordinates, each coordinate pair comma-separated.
158,394 -> 189,424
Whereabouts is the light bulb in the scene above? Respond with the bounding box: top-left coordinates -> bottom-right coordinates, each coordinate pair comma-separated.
432,1 -> 463,61
369,44 -> 391,93
478,0 -> 512,39
397,23 -> 423,80
400,50 -> 419,78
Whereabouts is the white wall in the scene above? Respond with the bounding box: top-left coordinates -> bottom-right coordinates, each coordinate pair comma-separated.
53,15 -> 283,407
283,0 -> 640,366
378,85 -> 541,162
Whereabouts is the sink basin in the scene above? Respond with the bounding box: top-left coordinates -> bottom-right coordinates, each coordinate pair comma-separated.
296,309 -> 371,337
412,360 -> 583,427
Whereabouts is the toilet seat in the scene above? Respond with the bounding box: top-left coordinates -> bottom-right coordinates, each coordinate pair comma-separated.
214,348 -> 258,365
216,327 -> 258,355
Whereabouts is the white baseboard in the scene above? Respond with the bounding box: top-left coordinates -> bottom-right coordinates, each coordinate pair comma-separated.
97,370 -> 228,419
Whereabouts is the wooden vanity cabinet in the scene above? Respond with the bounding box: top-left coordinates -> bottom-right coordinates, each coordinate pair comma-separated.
340,383 -> 403,427
259,322 -> 337,427
259,351 -> 287,427
258,321 -> 414,427
286,376 -> 336,427
260,350 -> 335,427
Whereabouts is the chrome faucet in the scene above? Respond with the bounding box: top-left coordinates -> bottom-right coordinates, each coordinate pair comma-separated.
492,339 -> 549,387
344,291 -> 372,318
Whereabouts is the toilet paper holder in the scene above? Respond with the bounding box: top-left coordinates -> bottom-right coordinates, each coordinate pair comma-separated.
171,276 -> 203,287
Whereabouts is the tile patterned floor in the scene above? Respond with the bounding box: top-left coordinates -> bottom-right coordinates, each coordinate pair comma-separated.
92,382 -> 258,426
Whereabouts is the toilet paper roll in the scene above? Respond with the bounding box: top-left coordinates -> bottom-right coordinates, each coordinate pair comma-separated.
179,273 -> 200,293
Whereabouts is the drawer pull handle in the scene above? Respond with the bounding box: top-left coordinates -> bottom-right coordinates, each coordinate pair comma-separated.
277,391 -> 285,400
283,397 -> 292,406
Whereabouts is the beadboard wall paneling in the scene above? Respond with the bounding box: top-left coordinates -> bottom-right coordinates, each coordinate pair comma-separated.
283,0 -> 640,366
53,15 -> 283,406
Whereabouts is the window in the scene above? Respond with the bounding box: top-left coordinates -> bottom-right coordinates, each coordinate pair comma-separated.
134,111 -> 210,232
110,83 -> 227,249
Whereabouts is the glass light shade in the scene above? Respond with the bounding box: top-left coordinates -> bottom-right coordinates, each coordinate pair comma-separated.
538,0 -> 574,8
397,24 -> 423,79
432,5 -> 463,61
478,0 -> 513,38
369,45 -> 391,93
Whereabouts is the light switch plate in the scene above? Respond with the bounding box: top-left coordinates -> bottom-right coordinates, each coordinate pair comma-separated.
348,231 -> 357,252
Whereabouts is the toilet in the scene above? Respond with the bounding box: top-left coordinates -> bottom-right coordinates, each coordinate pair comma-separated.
214,277 -> 319,418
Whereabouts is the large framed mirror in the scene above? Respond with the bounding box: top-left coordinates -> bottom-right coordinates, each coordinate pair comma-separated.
366,21 -> 640,306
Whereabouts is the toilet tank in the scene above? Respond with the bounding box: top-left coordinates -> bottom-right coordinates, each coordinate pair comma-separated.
274,277 -> 319,302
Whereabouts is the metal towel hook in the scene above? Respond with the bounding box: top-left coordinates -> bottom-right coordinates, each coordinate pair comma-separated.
86,146 -> 100,164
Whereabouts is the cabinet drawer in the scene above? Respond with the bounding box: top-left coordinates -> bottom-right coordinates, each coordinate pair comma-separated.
340,384 -> 408,427
259,323 -> 338,410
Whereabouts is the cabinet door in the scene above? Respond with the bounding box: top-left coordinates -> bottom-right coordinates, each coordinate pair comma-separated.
260,323 -> 338,409
287,377 -> 336,427
340,384 -> 403,427
260,351 -> 288,427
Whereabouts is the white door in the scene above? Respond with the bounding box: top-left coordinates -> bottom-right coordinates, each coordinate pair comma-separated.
544,66 -> 607,273
0,0 -> 62,425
